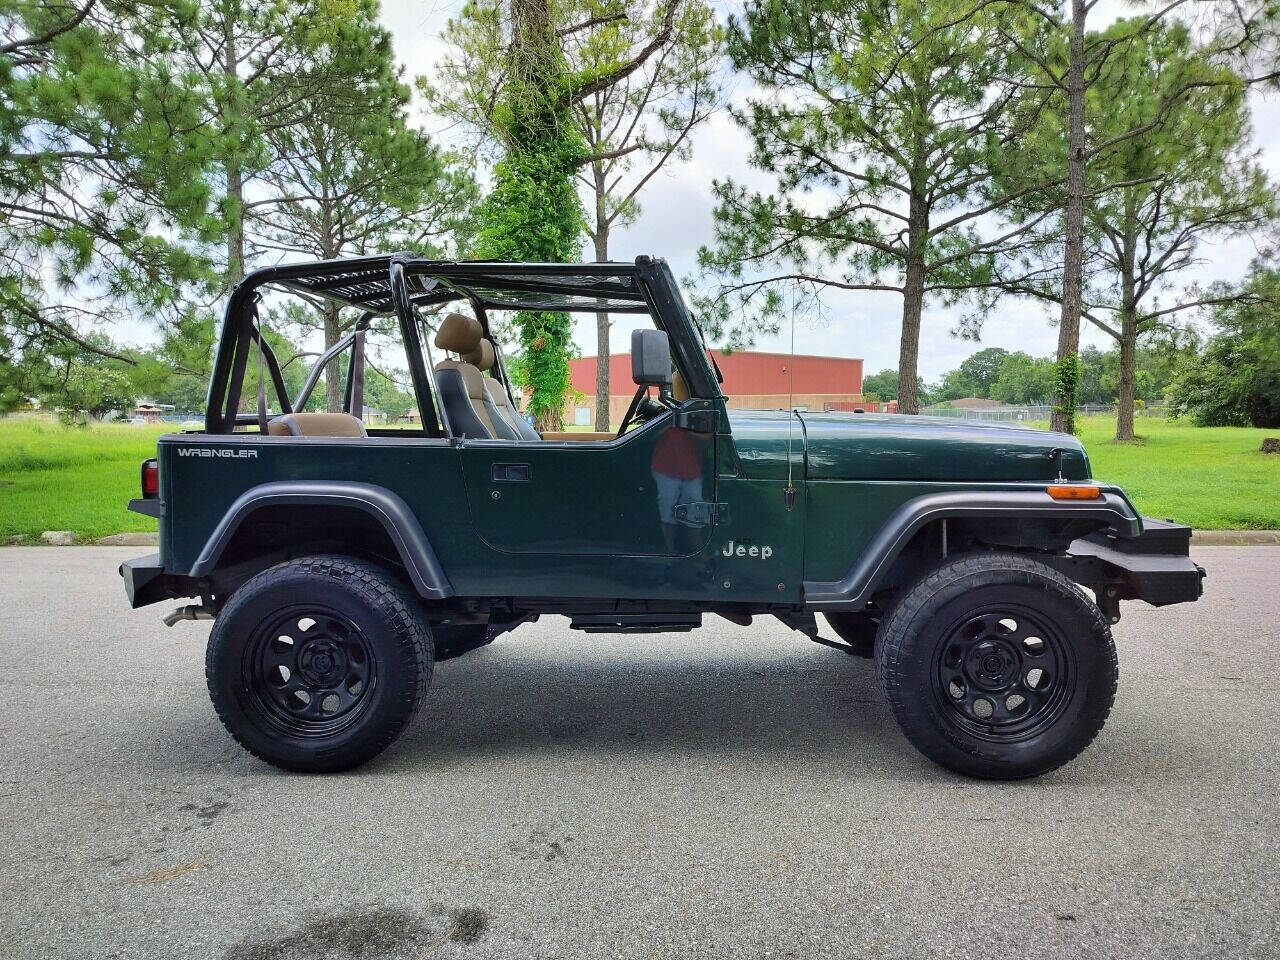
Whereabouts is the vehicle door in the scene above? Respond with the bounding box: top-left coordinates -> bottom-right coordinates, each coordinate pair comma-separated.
458,399 -> 719,561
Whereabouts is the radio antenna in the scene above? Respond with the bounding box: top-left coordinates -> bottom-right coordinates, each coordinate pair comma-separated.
784,286 -> 797,511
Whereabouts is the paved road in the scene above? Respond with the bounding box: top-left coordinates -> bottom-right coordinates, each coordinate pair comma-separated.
1,546 -> 1277,960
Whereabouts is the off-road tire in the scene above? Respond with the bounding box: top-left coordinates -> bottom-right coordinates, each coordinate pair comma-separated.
824,612 -> 880,657
876,552 -> 1117,780
206,555 -> 432,773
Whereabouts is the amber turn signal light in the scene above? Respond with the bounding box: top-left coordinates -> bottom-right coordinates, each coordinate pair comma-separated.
1047,484 -> 1101,501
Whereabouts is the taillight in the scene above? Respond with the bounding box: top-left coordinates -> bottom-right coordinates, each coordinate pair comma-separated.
141,459 -> 159,498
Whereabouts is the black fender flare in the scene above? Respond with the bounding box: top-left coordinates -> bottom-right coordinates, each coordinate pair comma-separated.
188,481 -> 453,600
803,489 -> 1140,610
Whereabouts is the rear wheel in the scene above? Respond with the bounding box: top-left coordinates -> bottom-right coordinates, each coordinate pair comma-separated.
206,555 -> 432,773
876,552 -> 1117,780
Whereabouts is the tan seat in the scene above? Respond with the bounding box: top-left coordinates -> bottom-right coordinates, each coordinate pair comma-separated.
267,412 -> 367,437
433,314 -> 520,440
466,338 -> 540,441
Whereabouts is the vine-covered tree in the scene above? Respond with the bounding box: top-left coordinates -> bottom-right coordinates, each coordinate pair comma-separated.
427,0 -> 694,429
696,0 -> 1055,414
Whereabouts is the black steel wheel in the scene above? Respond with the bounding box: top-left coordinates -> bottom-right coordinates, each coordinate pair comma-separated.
206,556 -> 432,773
877,552 -> 1117,779
244,607 -> 377,735
931,607 -> 1071,741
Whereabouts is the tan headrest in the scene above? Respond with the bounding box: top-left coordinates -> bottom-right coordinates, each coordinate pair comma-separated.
672,369 -> 690,403
434,312 -> 482,354
463,338 -> 495,371
267,412 -> 367,437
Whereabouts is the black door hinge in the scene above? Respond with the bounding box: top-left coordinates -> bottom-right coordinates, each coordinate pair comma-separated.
674,408 -> 718,432
671,501 -> 730,526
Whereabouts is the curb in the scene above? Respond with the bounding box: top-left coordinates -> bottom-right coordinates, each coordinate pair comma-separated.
1191,530 -> 1280,546
94,532 -> 160,546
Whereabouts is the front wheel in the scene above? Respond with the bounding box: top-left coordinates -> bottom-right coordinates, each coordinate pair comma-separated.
206,556 -> 432,773
876,552 -> 1117,780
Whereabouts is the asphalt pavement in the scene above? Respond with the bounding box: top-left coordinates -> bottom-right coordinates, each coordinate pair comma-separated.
0,546 -> 1277,960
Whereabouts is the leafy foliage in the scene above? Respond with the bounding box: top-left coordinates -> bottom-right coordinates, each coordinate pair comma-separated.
440,0 -> 700,429
1169,263 -> 1280,428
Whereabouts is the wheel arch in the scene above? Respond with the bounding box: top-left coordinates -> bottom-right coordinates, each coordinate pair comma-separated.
804,489 -> 1140,611
189,482 -> 453,600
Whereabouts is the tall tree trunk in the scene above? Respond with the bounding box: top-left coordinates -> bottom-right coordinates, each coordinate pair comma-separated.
592,163 -> 611,431
323,302 -> 343,413
1115,203 -> 1138,442
222,11 -> 244,289
897,194 -> 928,416
320,207 -> 342,413
1116,308 -> 1137,441
898,261 -> 924,415
1051,0 -> 1087,434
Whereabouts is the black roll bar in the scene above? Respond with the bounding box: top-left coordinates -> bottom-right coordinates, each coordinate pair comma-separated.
390,258 -> 448,438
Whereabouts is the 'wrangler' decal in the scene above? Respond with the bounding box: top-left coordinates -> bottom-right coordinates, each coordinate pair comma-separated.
178,448 -> 258,459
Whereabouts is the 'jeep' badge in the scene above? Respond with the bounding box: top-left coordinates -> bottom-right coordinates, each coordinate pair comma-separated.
722,540 -> 772,560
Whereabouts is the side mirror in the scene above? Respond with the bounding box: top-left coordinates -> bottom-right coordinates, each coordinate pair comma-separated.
631,329 -> 673,387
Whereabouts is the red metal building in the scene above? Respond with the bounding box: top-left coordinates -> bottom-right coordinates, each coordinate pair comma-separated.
565,350 -> 869,426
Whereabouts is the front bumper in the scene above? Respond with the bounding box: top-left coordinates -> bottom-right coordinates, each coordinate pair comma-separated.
1065,517 -> 1205,610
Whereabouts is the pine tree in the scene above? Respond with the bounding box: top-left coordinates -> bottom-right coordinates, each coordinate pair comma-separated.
0,0 -> 222,408
696,0 -> 1053,414
252,2 -> 476,410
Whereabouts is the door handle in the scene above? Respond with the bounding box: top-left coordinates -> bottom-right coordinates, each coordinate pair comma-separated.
492,463 -> 531,482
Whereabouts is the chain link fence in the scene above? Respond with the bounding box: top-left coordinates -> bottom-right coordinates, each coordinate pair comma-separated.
920,403 -> 1168,423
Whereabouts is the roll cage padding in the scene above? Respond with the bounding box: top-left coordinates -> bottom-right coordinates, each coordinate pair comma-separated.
803,490 -> 1142,610
188,481 -> 453,600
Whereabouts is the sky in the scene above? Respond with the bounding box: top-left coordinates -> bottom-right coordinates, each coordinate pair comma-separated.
116,0 -> 1280,382
377,0 -> 1280,380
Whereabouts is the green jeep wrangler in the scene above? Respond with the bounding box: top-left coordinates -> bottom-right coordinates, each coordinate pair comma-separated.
120,253 -> 1204,779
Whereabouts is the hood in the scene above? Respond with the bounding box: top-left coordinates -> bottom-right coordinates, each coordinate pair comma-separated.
725,409 -> 1089,482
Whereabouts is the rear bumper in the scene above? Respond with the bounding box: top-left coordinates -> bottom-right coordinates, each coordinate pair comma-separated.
119,553 -> 200,609
1065,518 -> 1205,608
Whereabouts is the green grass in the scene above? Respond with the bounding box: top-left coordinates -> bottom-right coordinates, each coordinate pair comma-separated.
0,413 -> 1276,539
1059,415 -> 1280,530
0,418 -> 167,541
